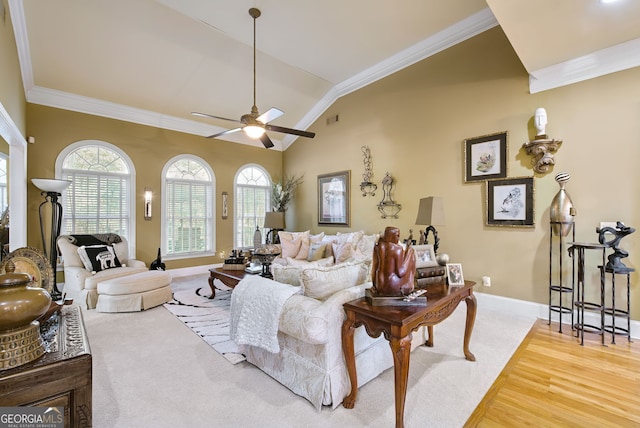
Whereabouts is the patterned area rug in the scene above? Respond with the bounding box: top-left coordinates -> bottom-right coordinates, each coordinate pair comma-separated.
163,282 -> 246,364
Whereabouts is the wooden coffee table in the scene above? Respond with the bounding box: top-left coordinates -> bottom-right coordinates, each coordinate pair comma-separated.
207,268 -> 247,299
342,280 -> 477,428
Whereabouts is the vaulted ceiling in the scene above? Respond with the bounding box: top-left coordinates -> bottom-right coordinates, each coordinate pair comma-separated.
8,0 -> 640,150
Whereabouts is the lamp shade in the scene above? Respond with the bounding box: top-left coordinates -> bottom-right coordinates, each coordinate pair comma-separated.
415,197 -> 446,226
264,211 -> 285,229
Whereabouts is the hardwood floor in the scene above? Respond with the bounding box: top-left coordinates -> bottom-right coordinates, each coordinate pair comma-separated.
465,319 -> 640,427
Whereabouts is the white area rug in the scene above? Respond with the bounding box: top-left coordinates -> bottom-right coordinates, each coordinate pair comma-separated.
83,273 -> 537,427
163,278 -> 246,364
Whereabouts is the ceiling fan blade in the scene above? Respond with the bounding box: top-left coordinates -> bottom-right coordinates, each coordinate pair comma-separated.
192,112 -> 243,124
265,124 -> 315,138
259,133 -> 275,149
207,128 -> 242,139
257,107 -> 284,124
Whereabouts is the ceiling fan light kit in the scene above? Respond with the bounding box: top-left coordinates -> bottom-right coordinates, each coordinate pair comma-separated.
192,8 -> 315,148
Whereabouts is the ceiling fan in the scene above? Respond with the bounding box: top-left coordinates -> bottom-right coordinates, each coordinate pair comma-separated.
192,8 -> 315,149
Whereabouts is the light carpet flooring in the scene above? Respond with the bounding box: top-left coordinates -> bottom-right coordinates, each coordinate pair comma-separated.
82,274 -> 536,428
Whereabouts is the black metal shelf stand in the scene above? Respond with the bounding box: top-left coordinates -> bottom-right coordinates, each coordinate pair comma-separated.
548,221 -> 575,333
602,266 -> 634,344
569,242 -> 607,346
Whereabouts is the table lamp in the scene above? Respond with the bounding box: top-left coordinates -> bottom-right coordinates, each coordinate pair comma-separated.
415,196 -> 446,254
264,211 -> 285,244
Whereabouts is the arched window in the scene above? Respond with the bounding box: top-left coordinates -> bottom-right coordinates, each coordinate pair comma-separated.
57,141 -> 135,247
162,155 -> 215,258
234,165 -> 271,249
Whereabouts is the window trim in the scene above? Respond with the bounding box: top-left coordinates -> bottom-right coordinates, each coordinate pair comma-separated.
233,163 -> 273,250
161,154 -> 216,260
55,140 -> 137,256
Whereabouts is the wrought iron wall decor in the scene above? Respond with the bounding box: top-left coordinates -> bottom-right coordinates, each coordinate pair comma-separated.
377,172 -> 401,219
359,146 -> 377,196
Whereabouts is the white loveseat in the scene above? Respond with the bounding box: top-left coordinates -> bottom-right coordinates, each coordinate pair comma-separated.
57,234 -> 147,309
233,230 -> 427,410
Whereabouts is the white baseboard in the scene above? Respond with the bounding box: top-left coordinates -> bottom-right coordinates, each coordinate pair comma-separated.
475,290 -> 640,339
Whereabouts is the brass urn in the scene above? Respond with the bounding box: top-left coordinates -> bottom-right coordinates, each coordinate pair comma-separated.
0,260 -> 52,370
549,172 -> 575,236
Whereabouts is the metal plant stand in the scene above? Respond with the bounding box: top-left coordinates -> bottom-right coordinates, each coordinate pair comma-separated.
38,191 -> 64,300
548,221 -> 575,333
602,266 -> 634,344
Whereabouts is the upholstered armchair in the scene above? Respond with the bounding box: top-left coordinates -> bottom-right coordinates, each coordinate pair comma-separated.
57,235 -> 147,309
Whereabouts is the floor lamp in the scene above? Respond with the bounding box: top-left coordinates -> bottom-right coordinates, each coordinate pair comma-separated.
32,178 -> 72,301
415,196 -> 446,254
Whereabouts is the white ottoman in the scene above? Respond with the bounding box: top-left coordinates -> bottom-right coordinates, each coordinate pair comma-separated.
96,270 -> 172,313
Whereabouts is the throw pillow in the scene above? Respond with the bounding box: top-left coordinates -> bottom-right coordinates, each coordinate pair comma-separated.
272,264 -> 304,287
280,237 -> 303,259
307,243 -> 327,261
301,261 -> 369,300
332,241 -> 356,264
77,245 -> 121,272
356,233 -> 379,258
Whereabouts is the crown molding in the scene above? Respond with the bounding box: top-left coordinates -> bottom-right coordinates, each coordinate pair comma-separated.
529,37 -> 640,93
8,0 -> 33,95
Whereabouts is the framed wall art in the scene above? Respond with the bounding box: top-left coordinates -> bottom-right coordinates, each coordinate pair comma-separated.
486,176 -> 535,227
318,170 -> 350,226
412,244 -> 437,268
464,131 -> 508,182
221,191 -> 228,219
446,263 -> 465,286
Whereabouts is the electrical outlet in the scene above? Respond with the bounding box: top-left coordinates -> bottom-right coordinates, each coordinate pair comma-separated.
482,276 -> 491,287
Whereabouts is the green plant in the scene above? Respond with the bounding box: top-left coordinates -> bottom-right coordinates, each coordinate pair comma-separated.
271,175 -> 303,212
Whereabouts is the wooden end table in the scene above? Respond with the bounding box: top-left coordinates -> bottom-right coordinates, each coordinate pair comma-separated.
207,268 -> 246,299
342,280 -> 476,428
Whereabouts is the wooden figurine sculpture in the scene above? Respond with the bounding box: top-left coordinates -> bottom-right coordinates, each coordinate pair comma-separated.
372,226 -> 416,296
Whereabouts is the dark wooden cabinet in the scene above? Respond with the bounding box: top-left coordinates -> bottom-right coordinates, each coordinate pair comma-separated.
0,306 -> 92,427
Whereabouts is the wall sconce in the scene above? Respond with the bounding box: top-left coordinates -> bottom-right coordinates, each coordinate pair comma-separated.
360,145 -> 377,196
377,172 -> 402,219
144,188 -> 153,220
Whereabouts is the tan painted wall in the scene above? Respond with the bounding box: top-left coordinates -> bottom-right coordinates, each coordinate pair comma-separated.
0,2 -> 26,134
284,28 -> 640,319
26,104 -> 283,268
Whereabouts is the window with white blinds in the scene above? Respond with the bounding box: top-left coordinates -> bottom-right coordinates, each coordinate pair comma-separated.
163,156 -> 214,257
60,144 -> 131,239
234,165 -> 271,249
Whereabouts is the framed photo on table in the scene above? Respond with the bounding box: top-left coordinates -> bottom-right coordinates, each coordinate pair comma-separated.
464,131 -> 508,182
318,170 -> 350,226
446,263 -> 465,286
412,244 -> 437,268
486,176 -> 535,227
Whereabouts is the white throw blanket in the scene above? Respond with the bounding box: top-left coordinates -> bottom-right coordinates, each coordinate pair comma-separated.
229,275 -> 301,353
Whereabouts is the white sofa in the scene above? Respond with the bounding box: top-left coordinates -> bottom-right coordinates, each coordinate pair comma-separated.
234,230 -> 427,410
57,234 -> 148,309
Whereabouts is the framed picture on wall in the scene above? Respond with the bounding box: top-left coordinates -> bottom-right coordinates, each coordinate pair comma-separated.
464,131 -> 508,182
486,176 -> 535,227
318,170 -> 350,226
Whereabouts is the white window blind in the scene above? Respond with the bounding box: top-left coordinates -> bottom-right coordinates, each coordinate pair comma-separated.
60,145 -> 131,238
235,166 -> 271,248
164,157 -> 213,256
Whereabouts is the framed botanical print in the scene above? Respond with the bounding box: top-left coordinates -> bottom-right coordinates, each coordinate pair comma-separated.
486,176 -> 535,227
318,170 -> 350,226
464,131 -> 508,182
